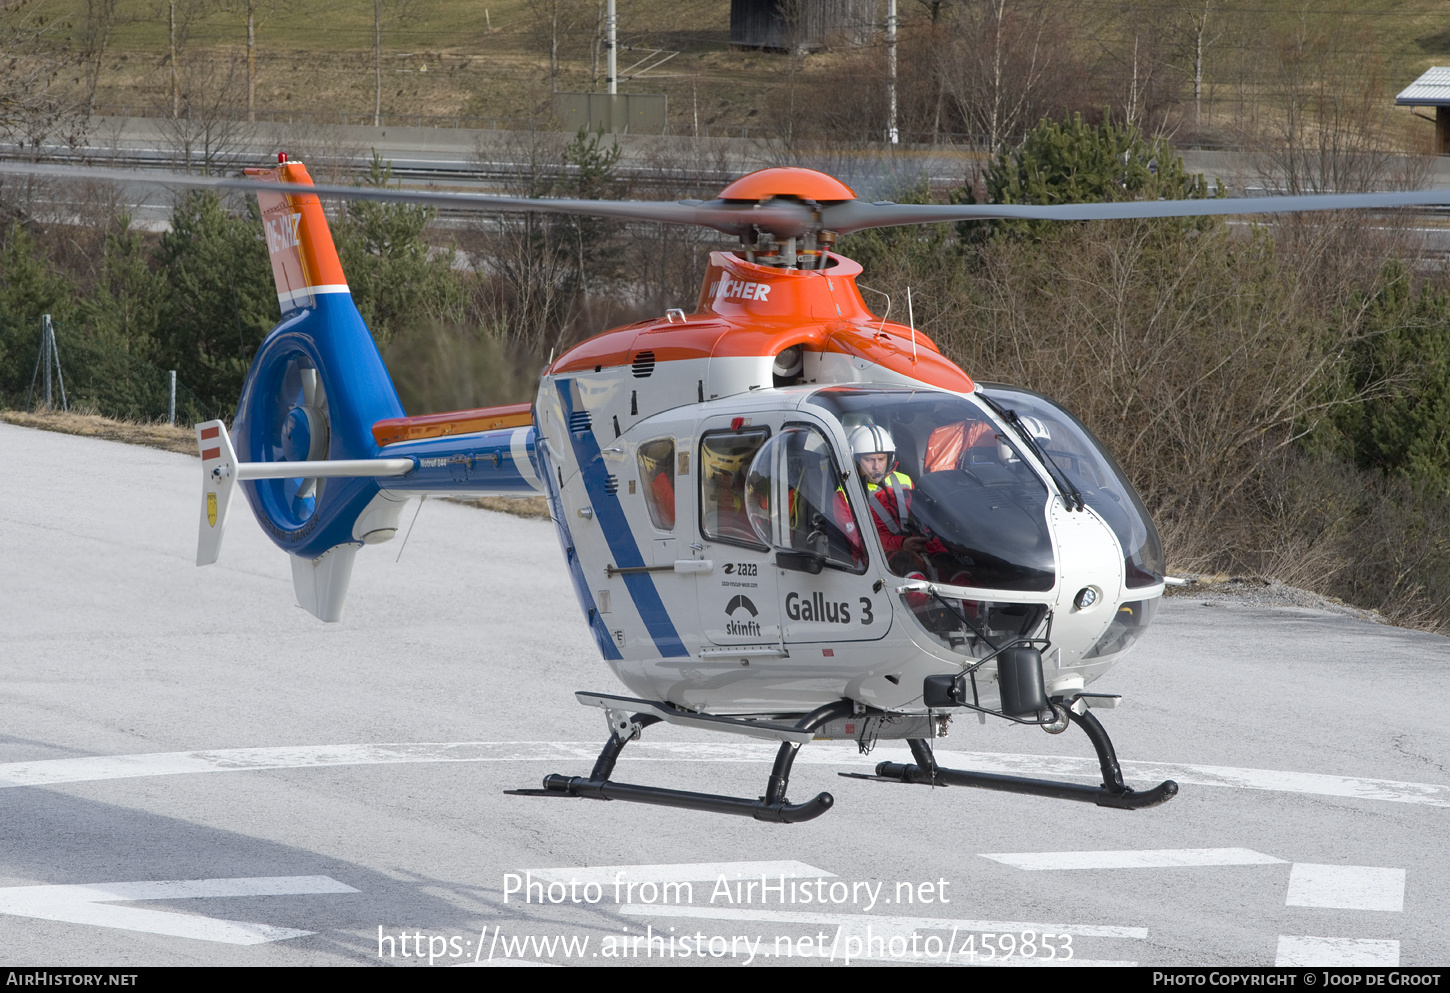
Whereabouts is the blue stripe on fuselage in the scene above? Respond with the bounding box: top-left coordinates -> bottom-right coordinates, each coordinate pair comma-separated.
556,380 -> 688,658
537,428 -> 622,661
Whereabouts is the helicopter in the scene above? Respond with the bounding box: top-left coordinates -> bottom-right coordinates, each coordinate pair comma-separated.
8,155 -> 1448,824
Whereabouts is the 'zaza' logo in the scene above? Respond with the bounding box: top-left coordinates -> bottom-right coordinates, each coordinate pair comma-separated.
724,595 -> 761,637
722,563 -> 735,574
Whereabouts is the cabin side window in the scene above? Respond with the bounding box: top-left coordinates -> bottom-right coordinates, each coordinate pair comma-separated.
699,427 -> 771,548
637,438 -> 676,531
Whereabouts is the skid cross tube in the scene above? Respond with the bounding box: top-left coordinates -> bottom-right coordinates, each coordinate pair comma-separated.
511,700 -> 855,822
843,709 -> 1178,809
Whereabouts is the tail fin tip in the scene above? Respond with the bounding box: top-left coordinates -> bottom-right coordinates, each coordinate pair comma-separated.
196,419 -> 238,566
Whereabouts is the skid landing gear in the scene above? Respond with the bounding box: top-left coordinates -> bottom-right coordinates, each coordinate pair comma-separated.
842,709 -> 1178,809
507,700 -> 854,822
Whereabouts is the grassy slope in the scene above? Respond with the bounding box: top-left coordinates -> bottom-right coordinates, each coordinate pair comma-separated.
17,0 -> 762,131
13,0 -> 1447,141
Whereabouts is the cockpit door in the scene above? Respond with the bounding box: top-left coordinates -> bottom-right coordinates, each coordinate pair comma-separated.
743,421 -> 893,646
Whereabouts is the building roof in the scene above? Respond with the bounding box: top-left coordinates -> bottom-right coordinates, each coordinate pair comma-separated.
1397,67 -> 1450,105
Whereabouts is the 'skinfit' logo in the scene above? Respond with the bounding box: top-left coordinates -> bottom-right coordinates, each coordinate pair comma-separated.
724,595 -> 761,637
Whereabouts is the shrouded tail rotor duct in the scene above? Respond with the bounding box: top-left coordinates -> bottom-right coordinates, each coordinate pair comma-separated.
234,340 -> 349,541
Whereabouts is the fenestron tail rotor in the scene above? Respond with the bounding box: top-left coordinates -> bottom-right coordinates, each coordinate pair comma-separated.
271,355 -> 331,519
293,366 -> 329,502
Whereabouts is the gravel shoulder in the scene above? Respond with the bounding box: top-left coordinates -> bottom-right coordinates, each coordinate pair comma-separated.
1164,575 -> 1390,624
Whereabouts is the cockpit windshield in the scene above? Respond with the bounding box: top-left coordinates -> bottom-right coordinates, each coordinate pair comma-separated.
978,385 -> 1164,588
807,388 -> 1056,592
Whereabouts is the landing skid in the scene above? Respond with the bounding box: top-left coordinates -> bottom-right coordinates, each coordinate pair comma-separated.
507,699 -> 854,823
841,709 -> 1178,809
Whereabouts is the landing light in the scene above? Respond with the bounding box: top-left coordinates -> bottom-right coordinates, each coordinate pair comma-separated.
1074,587 -> 1099,610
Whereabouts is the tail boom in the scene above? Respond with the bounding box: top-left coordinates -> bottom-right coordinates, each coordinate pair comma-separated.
377,424 -> 542,495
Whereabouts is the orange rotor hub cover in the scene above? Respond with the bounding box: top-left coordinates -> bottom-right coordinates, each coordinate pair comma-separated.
717,167 -> 857,203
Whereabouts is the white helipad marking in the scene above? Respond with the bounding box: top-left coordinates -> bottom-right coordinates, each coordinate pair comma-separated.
527,862 -> 834,886
1286,864 -> 1406,911
980,848 -> 1286,871
0,875 -> 358,944
619,903 -> 1149,940
3,742 -> 1447,808
1275,935 -> 1400,966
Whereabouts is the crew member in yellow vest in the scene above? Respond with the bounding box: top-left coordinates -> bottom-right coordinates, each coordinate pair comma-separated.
843,425 -> 942,560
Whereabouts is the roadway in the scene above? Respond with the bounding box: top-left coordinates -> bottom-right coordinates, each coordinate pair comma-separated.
2,420 -> 1447,967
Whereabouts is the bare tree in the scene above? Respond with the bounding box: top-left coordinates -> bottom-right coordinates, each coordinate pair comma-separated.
466,130 -> 577,355
271,122 -> 365,185
78,0 -> 121,115
1085,8 -> 1191,137
155,51 -> 256,173
0,8 -> 89,157
1241,9 -> 1418,195
943,219 -> 1406,554
526,0 -> 584,94
933,0 -> 1074,152
371,0 -> 415,126
219,0 -> 288,122
157,0 -> 211,120
1183,2 -> 1220,129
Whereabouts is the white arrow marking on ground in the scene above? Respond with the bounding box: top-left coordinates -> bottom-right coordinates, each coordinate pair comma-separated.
1,742 -> 1446,807
0,875 -> 359,944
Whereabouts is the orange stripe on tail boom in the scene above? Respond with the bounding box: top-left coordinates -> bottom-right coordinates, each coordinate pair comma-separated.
372,403 -> 534,447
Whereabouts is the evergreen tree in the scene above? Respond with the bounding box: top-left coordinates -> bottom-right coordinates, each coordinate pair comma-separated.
153,191 -> 275,415
0,223 -> 79,406
972,113 -> 1220,241
560,126 -> 626,297
334,152 -> 463,345
1334,261 -> 1450,493
60,215 -> 178,420
85,215 -> 167,360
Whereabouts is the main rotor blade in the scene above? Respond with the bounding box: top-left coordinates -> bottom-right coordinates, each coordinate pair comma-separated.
820,190 -> 1450,234
9,160 -> 1449,238
0,161 -> 814,237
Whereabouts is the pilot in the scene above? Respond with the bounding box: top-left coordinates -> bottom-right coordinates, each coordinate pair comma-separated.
844,425 -> 927,555
843,425 -> 966,594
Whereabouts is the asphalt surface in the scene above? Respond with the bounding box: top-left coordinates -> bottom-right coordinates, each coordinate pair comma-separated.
2,420 -> 1448,968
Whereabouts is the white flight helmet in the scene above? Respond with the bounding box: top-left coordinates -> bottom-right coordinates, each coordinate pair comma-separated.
849,424 -> 895,460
